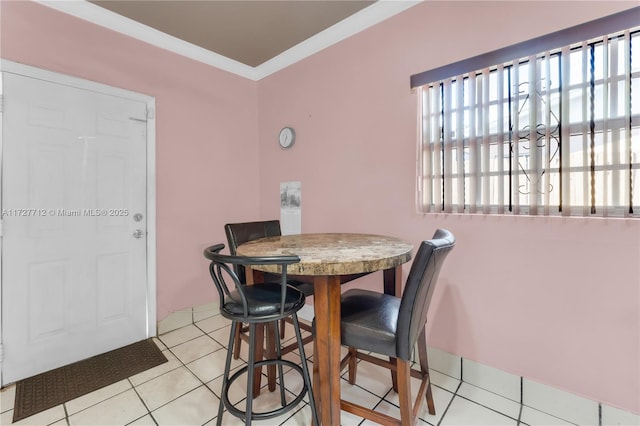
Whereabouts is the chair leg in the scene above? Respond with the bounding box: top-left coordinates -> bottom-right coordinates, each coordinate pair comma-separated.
417,329 -> 435,415
273,320 -> 287,407
313,337 -> 320,426
233,322 -> 243,359
218,320 -> 238,426
292,313 -> 319,426
397,359 -> 415,426
252,323 -> 265,398
390,357 -> 399,392
245,323 -> 257,426
348,347 -> 358,384
280,318 -> 286,339
266,322 -> 278,392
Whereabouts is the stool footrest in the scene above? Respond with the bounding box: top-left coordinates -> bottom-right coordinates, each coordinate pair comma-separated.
223,359 -> 308,421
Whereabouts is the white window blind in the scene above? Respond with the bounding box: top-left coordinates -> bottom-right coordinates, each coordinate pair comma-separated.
415,19 -> 639,218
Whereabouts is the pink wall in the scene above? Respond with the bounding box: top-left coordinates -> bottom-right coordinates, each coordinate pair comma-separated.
257,1 -> 640,414
0,1 -> 260,320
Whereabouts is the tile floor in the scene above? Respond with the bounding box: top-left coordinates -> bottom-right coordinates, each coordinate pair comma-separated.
0,309 -> 630,426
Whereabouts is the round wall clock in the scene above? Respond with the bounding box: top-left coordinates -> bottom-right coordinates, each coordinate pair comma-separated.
278,127 -> 296,149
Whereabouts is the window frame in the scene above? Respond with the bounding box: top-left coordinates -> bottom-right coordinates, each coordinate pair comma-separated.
412,8 -> 640,218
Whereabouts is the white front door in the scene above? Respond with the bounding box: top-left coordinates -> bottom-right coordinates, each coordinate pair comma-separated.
1,66 -> 154,384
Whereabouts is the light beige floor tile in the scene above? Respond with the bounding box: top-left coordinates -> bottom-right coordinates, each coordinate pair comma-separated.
384,380 -> 454,424
280,404 -> 314,425
158,324 -> 204,348
129,349 -> 181,387
185,347 -> 232,383
151,385 -> 218,425
135,367 -> 201,411
65,379 -> 131,415
0,410 -> 12,425
439,396 -> 517,426
340,409 -> 368,426
234,385 -> 299,420
193,302 -> 218,322
340,378 -> 380,411
520,406 -> 576,425
361,417 -> 431,426
357,399 -> 439,425
157,310 -> 192,335
152,337 -> 168,351
68,389 -> 146,426
170,334 -> 222,364
456,382 -> 521,419
195,314 -> 230,334
3,405 -> 65,425
0,385 -> 16,414
341,359 -> 394,399
127,414 -> 157,425
207,366 -> 269,406
274,360 -> 314,405
429,369 -> 461,393
207,324 -> 233,349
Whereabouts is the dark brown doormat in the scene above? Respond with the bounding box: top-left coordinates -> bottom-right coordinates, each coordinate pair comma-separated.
13,338 -> 167,422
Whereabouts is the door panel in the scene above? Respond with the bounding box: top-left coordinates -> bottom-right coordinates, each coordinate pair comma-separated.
2,72 -> 149,384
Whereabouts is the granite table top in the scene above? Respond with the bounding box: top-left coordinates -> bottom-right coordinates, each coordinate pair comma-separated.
235,233 -> 413,276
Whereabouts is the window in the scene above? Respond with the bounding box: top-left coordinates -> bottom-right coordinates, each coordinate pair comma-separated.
413,12 -> 639,217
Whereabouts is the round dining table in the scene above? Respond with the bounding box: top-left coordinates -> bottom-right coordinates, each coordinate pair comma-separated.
236,233 -> 413,425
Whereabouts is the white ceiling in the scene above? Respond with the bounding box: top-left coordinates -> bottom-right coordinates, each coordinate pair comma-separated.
38,0 -> 420,80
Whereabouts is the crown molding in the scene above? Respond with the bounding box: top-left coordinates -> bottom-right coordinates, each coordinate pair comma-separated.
35,0 -> 257,79
253,1 -> 420,80
35,0 -> 421,81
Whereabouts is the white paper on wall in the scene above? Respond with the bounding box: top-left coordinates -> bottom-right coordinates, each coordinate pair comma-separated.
280,181 -> 301,235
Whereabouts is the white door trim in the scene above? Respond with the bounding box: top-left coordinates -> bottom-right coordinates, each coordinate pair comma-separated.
0,60 -> 157,384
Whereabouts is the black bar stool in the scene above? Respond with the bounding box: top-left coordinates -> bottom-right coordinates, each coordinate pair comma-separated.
204,244 -> 318,425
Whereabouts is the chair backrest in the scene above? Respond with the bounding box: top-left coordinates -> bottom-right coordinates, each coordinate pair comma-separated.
224,220 -> 282,282
203,243 -> 299,318
396,229 -> 456,360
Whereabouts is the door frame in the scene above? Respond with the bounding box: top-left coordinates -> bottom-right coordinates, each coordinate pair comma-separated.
0,60 -> 157,385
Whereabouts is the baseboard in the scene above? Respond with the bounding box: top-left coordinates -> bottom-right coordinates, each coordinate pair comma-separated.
424,346 -> 639,425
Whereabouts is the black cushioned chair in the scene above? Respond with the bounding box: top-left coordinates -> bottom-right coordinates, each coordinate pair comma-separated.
338,229 -> 456,426
224,221 -> 314,359
204,244 -> 318,426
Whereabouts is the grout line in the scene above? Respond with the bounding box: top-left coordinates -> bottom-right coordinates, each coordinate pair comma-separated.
598,403 -> 602,426
436,381 -> 462,426
62,402 -> 70,425
128,377 -> 157,425
453,392 -> 521,423
516,403 -> 524,425
61,381 -> 135,420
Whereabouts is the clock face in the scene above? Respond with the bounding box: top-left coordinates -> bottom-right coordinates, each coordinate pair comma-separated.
279,127 -> 295,148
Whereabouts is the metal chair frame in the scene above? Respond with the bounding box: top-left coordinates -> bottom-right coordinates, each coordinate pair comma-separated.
204,244 -> 319,426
